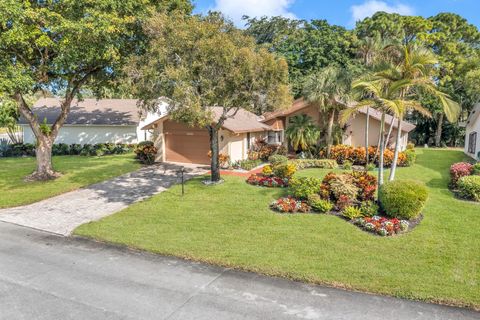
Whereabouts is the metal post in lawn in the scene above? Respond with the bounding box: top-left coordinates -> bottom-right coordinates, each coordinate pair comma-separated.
181,167 -> 185,196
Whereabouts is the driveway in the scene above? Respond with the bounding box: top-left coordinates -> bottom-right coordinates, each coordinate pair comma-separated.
0,222 -> 477,320
0,163 -> 207,235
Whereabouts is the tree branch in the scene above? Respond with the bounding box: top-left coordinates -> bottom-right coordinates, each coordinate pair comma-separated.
13,93 -> 43,139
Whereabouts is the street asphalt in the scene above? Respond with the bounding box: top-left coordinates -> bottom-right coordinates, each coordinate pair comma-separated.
0,222 -> 478,320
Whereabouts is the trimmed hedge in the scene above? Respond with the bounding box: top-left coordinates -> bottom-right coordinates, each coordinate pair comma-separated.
378,180 -> 428,220
290,159 -> 338,169
457,175 -> 480,202
0,142 -> 135,157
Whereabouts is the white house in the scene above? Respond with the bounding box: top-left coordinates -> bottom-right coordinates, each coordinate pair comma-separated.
464,103 -> 480,160
19,98 -> 166,145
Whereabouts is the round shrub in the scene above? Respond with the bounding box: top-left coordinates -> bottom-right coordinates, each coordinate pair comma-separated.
378,180 -> 428,220
329,174 -> 359,201
450,162 -> 473,187
289,177 -> 322,199
268,154 -> 288,166
273,162 -> 297,179
343,160 -> 353,170
457,175 -> 480,202
359,201 -> 379,217
472,162 -> 480,175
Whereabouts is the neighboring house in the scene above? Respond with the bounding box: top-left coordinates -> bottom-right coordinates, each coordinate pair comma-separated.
464,103 -> 480,160
263,98 -> 415,151
19,98 -> 166,145
142,107 -> 275,164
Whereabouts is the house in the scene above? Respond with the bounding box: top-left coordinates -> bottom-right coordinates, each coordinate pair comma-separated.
141,107 -> 276,164
464,103 -> 480,160
18,98 -> 165,145
263,98 -> 415,151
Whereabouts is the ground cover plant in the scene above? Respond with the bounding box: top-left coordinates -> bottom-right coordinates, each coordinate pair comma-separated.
0,154 -> 140,208
75,149 -> 480,309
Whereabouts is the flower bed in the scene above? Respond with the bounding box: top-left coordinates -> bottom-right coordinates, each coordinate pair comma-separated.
324,145 -> 412,167
270,196 -> 310,213
353,216 -> 409,236
449,161 -> 480,202
246,174 -> 289,187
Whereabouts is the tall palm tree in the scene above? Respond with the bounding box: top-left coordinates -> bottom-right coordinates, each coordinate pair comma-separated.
302,65 -> 352,157
285,114 -> 320,152
377,44 -> 460,180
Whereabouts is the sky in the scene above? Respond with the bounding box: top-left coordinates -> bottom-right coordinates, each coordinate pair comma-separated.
192,0 -> 480,29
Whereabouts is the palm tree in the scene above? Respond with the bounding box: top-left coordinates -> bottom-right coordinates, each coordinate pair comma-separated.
285,114 -> 320,152
302,65 -> 352,157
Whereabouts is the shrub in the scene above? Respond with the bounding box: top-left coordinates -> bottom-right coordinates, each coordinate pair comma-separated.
457,175 -> 480,202
327,144 -> 409,167
262,165 -> 273,176
351,171 -> 377,201
208,151 -> 230,168
342,206 -> 362,220
329,174 -> 359,201
289,177 -> 322,199
472,162 -> 480,175
233,159 -> 262,171
291,159 -> 338,170
359,201 -> 379,217
343,160 -> 352,170
366,163 -> 376,171
135,144 -> 157,165
404,149 -> 416,166
378,180 -> 428,220
268,154 -> 288,166
307,194 -> 333,213
406,142 -> 415,150
248,138 -> 278,161
270,196 -> 310,213
450,162 -> 473,187
273,162 -> 297,179
336,195 -> 353,211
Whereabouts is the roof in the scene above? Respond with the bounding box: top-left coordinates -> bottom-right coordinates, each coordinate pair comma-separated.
466,103 -> 480,127
18,98 -> 140,126
142,107 -> 272,133
262,98 -> 416,133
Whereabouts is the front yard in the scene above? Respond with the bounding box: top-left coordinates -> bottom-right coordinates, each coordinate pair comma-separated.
75,149 -> 479,309
0,154 -> 141,208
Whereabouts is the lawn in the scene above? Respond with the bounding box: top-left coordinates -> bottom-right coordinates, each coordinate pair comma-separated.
0,154 -> 141,208
75,149 -> 480,309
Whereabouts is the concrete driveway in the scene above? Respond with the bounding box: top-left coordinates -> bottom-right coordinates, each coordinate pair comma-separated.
0,222 -> 478,320
0,163 -> 207,235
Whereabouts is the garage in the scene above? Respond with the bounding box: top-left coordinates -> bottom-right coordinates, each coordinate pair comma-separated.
164,120 -> 210,164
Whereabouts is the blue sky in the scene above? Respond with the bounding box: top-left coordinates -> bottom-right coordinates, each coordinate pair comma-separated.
192,0 -> 480,29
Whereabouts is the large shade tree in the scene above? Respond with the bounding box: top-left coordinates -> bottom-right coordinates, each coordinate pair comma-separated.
0,0 -> 191,180
127,13 -> 292,182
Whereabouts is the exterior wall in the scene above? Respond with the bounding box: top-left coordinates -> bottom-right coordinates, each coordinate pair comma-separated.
464,120 -> 480,160
153,121 -> 165,162
21,125 -> 139,145
343,113 -> 409,150
285,104 -> 321,126
137,101 -> 168,142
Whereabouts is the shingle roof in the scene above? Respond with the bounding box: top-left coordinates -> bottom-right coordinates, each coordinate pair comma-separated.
262,98 -> 416,133
18,98 -> 140,126
142,107 -> 272,133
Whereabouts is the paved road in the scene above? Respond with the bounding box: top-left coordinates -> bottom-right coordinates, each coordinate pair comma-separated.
1,222 -> 478,320
0,163 -> 206,235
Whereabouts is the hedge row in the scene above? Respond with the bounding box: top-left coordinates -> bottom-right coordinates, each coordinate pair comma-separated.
0,142 -> 136,157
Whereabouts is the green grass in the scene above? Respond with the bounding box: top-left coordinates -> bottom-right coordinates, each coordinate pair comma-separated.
75,149 -> 480,309
0,154 -> 141,208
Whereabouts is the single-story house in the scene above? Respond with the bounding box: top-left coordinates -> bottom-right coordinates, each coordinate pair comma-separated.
143,98 -> 415,165
464,103 -> 480,160
19,98 -> 165,145
262,98 -> 415,151
142,107 -> 274,164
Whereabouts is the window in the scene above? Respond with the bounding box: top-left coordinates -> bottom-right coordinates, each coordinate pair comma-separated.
468,132 -> 477,154
267,130 -> 283,144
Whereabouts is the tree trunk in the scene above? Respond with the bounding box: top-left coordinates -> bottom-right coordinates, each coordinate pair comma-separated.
378,112 -> 386,187
365,107 -> 370,170
208,126 -> 221,182
384,115 -> 395,149
389,118 -> 402,181
435,113 -> 444,147
326,109 -> 335,158
27,135 -> 59,181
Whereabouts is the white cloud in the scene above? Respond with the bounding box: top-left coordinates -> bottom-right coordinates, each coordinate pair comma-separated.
350,0 -> 414,24
212,0 -> 296,27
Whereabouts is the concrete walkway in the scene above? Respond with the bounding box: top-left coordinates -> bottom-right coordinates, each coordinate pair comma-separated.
0,163 -> 207,235
0,222 -> 478,320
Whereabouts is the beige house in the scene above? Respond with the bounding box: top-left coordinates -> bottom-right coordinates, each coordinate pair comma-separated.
263,99 -> 415,150
142,107 -> 274,165
464,103 -> 480,160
